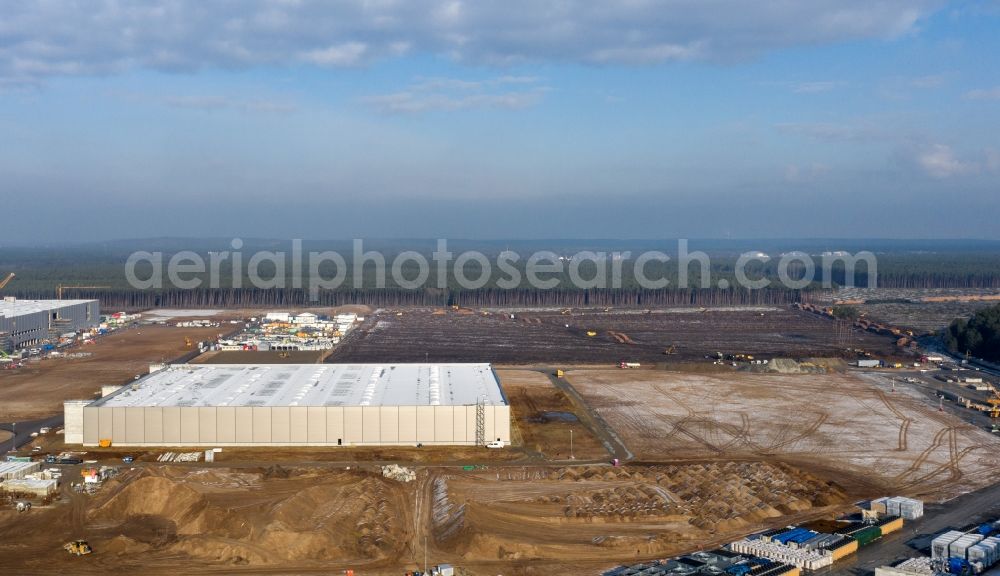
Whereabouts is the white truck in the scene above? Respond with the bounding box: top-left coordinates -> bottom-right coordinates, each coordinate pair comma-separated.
485,440 -> 506,449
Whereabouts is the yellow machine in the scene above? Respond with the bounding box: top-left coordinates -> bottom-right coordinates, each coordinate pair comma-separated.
586,331 -> 598,337
278,352 -> 290,359
663,345 -> 676,355
56,285 -> 110,299
64,540 -> 92,556
184,337 -> 193,347
555,369 -> 565,378
98,438 -> 112,448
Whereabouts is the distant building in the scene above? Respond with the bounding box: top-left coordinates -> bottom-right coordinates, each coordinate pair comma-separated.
0,298 -> 100,352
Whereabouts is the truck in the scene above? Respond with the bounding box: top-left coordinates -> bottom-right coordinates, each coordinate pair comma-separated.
619,361 -> 641,369
485,440 -> 506,449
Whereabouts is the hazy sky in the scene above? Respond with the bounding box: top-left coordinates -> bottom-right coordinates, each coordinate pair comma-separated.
2,1 -> 1000,242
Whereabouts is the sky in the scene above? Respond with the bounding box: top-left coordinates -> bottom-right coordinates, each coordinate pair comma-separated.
2,0 -> 1000,243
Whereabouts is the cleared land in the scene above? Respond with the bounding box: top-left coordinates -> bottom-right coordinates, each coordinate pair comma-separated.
0,325 -> 228,421
496,369 -> 606,460
192,350 -> 328,364
0,461 -> 850,575
568,369 -> 1000,500
329,306 -> 895,364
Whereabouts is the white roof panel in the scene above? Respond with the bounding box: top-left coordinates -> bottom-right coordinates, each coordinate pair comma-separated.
0,299 -> 96,318
92,363 -> 507,408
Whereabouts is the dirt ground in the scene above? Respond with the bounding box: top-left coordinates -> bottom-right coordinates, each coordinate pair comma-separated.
0,460 -> 854,575
328,306 -> 896,365
0,325 -> 229,421
567,368 -> 1000,501
192,350 -> 328,364
496,369 -> 607,461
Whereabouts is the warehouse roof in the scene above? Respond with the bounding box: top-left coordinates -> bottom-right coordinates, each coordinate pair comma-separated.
0,298 -> 97,318
92,363 -> 507,408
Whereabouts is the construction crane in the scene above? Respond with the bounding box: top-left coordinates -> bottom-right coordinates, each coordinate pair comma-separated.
0,273 -> 14,290
56,285 -> 110,299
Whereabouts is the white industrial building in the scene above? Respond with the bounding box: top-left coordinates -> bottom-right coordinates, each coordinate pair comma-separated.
64,363 -> 510,447
0,298 -> 100,352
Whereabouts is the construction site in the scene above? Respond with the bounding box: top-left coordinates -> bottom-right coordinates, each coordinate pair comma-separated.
2,303 -> 1000,575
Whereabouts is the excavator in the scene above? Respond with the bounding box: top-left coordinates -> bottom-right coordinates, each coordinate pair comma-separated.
64,540 -> 92,556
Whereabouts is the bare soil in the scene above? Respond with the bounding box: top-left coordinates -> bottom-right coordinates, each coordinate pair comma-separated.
328,306 -> 896,365
568,369 -> 1000,500
0,325 -> 228,421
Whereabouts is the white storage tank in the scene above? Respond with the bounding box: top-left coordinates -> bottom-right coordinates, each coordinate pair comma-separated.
933,531 -> 965,559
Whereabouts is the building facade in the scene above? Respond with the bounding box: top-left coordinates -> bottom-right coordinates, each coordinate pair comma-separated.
0,298 -> 100,351
65,363 -> 510,447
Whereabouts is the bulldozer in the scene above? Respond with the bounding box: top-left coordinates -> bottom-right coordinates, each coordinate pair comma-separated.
663,345 -> 676,355
64,540 -> 92,556
184,337 -> 193,348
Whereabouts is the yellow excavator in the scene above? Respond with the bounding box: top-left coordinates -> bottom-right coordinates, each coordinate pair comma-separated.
64,540 -> 92,556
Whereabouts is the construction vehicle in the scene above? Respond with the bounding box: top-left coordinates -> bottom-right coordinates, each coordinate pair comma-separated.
619,361 -> 641,369
184,337 -> 193,348
278,351 -> 290,359
586,331 -> 598,337
555,369 -> 565,378
64,540 -> 92,556
663,345 -> 676,355
98,439 -> 112,448
15,500 -> 31,512
0,272 -> 14,291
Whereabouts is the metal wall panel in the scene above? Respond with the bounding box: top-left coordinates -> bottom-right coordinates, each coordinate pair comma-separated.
289,407 -> 309,443
307,407 -> 326,443
125,408 -> 145,444
326,407 -> 344,445
198,407 -> 217,443
162,407 -> 181,444
379,406 -> 399,444
144,407 -> 163,443
415,406 -> 436,443
83,408 -> 99,444
252,407 -> 271,443
180,408 -> 200,444
98,407 -> 114,441
271,407 -> 290,443
361,406 -> 381,443
398,406 -> 417,442
216,407 -> 236,443
433,406 -> 454,443
494,406 -> 511,442
234,407 -> 253,443
343,407 -> 362,443
112,408 -> 127,442
452,406 -> 467,443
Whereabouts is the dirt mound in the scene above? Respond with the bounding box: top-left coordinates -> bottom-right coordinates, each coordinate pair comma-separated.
101,535 -> 152,556
84,468 -> 404,565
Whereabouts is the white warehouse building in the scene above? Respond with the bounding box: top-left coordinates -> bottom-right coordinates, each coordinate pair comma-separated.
64,363 -> 510,447
0,298 -> 100,352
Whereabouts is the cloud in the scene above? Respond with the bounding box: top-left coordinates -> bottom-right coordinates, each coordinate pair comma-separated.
163,95 -> 297,114
364,75 -> 548,113
791,81 -> 841,94
299,42 -> 369,67
0,1 -> 945,85
964,86 -> 1000,100
919,144 -> 972,178
775,122 -> 882,142
916,144 -> 1000,179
